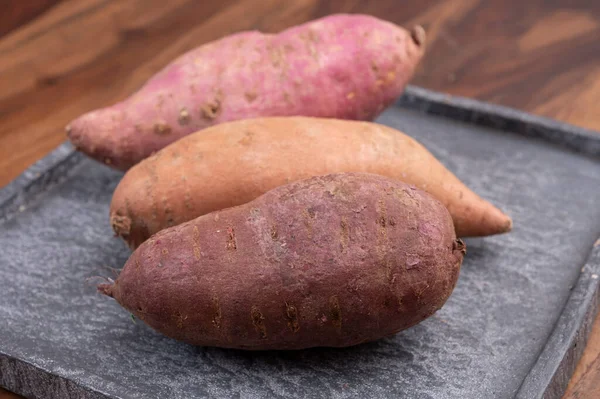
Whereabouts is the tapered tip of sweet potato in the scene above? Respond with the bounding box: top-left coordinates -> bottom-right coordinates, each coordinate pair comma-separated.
502,217 -> 513,233
66,116 -> 92,151
453,238 -> 467,255
110,214 -> 132,237
65,122 -> 80,147
98,283 -> 114,298
110,213 -> 141,249
410,25 -> 426,47
66,110 -> 133,171
455,205 -> 513,237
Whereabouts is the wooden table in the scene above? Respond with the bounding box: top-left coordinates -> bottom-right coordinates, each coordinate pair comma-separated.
1,1 -> 599,398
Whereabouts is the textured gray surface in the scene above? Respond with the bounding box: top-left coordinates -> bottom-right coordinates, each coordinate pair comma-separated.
1,89 -> 600,399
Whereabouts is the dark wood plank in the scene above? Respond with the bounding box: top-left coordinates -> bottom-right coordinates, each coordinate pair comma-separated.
0,387 -> 23,399
1,1 -> 600,398
0,0 -> 62,37
565,299 -> 600,399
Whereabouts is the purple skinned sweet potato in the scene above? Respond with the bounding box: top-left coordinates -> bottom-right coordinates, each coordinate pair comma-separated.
99,172 -> 465,350
67,14 -> 426,170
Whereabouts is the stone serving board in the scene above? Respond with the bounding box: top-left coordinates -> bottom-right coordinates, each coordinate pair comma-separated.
1,86 -> 600,399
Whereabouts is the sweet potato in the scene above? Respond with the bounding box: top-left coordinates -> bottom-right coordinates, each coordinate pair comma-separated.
110,117 -> 512,248
66,14 -> 426,170
100,173 -> 465,350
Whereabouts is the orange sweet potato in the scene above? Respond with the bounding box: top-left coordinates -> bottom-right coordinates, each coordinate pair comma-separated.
67,14 -> 425,170
110,117 -> 511,248
100,173 -> 465,350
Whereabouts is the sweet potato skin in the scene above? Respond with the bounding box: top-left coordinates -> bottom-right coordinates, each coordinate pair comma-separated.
111,117 -> 512,248
67,14 -> 425,170
100,173 -> 465,350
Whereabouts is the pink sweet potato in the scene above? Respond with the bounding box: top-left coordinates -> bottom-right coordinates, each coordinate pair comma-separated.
67,14 -> 426,170
99,173 -> 465,350
110,117 -> 512,249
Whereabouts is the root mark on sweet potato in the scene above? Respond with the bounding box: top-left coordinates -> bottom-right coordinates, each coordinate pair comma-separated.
251,306 -> 267,338
285,302 -> 300,333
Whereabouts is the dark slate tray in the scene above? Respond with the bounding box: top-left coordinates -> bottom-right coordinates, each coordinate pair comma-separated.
1,86 -> 600,399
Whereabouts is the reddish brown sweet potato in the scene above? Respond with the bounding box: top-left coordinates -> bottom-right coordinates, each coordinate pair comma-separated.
110,117 -> 511,249
100,173 -> 465,350
67,14 -> 425,170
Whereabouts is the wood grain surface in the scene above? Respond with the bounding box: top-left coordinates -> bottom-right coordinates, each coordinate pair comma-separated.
1,0 -> 600,398
0,0 -> 60,37
0,390 -> 20,399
